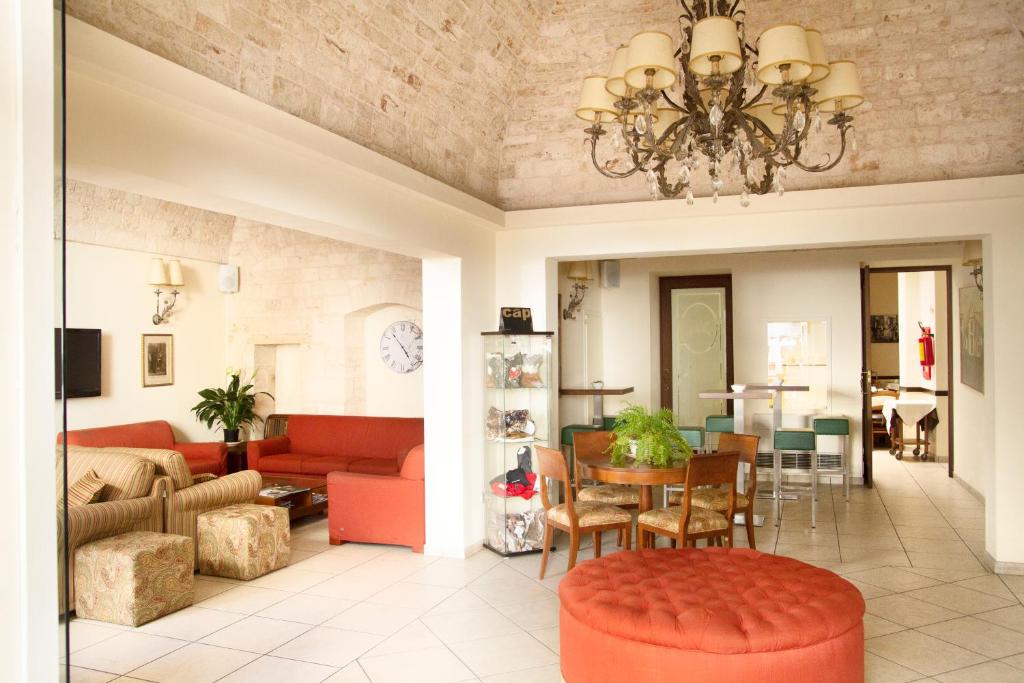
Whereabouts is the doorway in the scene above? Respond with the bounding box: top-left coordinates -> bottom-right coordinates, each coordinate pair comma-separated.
860,266 -> 954,487
659,275 -> 734,425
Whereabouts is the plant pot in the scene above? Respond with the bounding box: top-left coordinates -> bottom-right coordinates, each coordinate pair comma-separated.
223,428 -> 240,442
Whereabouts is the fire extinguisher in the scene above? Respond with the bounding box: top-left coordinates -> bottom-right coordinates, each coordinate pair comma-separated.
918,323 -> 935,380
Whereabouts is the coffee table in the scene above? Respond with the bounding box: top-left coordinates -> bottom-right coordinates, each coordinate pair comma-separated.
254,475 -> 327,522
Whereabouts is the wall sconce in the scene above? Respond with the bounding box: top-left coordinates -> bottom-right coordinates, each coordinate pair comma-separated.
562,261 -> 592,320
147,257 -> 184,324
962,240 -> 983,295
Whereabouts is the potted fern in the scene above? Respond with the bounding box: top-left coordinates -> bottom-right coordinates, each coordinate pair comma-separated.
191,370 -> 273,442
608,404 -> 693,468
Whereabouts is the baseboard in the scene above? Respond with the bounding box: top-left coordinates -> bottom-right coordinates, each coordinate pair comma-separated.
953,474 -> 985,503
423,539 -> 483,559
986,550 -> 1024,576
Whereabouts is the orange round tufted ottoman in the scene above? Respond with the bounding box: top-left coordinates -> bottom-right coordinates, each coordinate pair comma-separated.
559,548 -> 864,683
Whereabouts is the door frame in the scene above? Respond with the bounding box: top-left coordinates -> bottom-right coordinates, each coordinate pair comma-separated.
659,275 -> 735,413
860,265 -> 955,487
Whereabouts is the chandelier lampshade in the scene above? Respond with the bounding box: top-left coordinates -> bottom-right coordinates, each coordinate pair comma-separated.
605,45 -> 631,97
814,61 -> 864,112
745,103 -> 785,137
689,17 -> 743,75
575,0 -> 864,205
624,31 -> 678,90
803,29 -> 830,83
576,75 -> 619,122
756,24 -> 813,84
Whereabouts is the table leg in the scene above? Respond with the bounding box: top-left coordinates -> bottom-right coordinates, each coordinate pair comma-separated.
640,485 -> 653,549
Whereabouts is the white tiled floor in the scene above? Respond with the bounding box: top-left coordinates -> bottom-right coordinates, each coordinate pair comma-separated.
63,454 -> 1024,682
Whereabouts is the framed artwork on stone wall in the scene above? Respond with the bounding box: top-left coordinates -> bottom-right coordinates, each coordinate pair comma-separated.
959,287 -> 983,392
142,333 -> 174,387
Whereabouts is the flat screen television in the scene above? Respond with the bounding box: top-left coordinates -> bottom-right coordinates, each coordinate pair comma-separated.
55,328 -> 101,399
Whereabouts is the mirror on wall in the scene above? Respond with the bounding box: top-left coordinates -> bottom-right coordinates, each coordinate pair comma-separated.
56,1 -> 70,678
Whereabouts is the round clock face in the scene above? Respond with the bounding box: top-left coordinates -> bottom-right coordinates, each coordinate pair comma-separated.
380,321 -> 423,374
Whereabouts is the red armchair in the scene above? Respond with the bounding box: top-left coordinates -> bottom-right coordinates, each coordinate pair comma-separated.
60,421 -> 228,476
327,444 -> 425,552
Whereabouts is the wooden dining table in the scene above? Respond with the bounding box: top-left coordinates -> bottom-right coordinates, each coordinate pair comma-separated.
578,456 -> 690,549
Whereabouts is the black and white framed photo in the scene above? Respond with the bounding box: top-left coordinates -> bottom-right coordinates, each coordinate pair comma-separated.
870,314 -> 899,343
142,333 -> 174,387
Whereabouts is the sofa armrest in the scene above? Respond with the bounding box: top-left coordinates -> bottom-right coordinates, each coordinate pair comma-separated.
327,471 -> 423,496
175,470 -> 262,513
61,496 -> 162,549
398,444 -> 425,481
174,441 -> 228,472
247,436 -> 291,471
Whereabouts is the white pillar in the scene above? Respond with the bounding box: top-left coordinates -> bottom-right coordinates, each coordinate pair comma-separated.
0,1 -> 58,678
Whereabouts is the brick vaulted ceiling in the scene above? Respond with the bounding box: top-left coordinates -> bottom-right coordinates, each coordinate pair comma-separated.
69,1 -> 1024,211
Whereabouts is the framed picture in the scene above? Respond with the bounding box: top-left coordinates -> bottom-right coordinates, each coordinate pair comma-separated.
959,287 -> 984,392
870,314 -> 899,343
142,334 -> 174,387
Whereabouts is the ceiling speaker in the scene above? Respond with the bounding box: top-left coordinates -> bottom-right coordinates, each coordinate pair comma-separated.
599,260 -> 620,288
218,264 -> 239,293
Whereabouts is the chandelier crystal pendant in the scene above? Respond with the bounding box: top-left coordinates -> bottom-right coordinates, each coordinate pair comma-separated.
575,0 -> 865,204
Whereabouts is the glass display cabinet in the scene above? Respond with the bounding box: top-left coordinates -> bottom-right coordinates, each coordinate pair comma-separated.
482,330 -> 554,556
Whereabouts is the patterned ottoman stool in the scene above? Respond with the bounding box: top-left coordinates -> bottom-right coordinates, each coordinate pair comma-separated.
74,531 -> 194,627
197,504 -> 290,580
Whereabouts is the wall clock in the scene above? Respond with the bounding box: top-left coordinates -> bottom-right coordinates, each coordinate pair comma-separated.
380,320 -> 423,373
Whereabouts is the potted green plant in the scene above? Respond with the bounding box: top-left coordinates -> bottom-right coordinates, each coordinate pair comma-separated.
608,404 -> 693,468
191,370 -> 273,442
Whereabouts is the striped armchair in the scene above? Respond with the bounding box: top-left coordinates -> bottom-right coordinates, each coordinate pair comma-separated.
110,447 -> 262,559
57,446 -> 165,611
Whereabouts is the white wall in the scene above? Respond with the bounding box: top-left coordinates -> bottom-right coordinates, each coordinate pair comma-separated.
498,181 -> 1024,569
61,242 -> 227,441
362,305 -> 424,418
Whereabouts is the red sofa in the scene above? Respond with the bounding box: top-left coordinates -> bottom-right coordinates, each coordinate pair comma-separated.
248,414 -> 425,551
60,421 -> 228,476
246,414 -> 424,478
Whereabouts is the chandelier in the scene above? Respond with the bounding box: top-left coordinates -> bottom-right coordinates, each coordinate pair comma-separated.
575,0 -> 865,205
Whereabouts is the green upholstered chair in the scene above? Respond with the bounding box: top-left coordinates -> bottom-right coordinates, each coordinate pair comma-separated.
813,417 -> 851,500
772,427 -> 819,528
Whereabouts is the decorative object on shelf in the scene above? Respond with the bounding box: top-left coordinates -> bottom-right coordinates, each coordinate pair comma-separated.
499,307 -> 535,333
482,329 -> 554,556
487,351 -> 546,389
191,369 -> 274,442
141,333 -> 174,388
608,404 -> 693,468
959,286 -> 984,393
963,240 -> 983,294
562,262 -> 592,320
870,314 -> 899,343
576,1 -> 865,204
380,320 -> 423,373
147,257 -> 185,325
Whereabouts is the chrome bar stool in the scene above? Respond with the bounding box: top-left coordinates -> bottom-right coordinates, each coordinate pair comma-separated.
813,417 -> 851,500
772,428 -> 818,528
664,425 -> 706,506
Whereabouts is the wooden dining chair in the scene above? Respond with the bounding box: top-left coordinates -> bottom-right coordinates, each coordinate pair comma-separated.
536,446 -> 632,579
573,431 -> 639,547
668,433 -> 760,548
637,451 -> 739,549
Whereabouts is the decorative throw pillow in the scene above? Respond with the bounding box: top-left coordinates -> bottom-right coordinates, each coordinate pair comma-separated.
67,469 -> 105,507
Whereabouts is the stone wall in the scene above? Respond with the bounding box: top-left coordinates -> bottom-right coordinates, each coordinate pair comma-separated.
498,0 -> 1024,209
64,179 -> 233,261
67,0 -> 545,207
64,180 -> 423,421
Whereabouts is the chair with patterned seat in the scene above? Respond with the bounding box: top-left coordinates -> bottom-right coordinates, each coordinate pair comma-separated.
667,432 -> 760,548
637,451 -> 739,549
573,431 -> 639,548
536,446 -> 632,579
